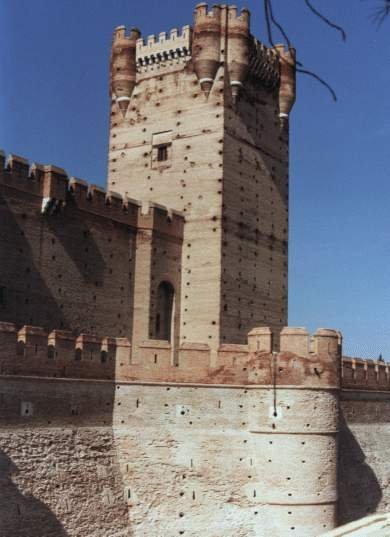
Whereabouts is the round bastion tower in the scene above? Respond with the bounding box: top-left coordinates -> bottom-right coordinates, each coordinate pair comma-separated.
246,327 -> 341,536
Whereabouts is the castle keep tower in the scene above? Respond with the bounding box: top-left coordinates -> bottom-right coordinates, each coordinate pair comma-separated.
108,3 -> 296,348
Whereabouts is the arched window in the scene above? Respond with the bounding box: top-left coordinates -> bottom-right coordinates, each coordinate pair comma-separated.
155,281 -> 175,341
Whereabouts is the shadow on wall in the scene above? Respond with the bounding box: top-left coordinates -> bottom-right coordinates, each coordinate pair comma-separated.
0,191 -> 66,329
338,412 -> 383,525
45,202 -> 106,286
0,451 -> 68,537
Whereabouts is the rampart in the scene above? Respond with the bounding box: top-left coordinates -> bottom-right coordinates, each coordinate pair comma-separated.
1,321 -> 388,392
0,151 -> 183,341
0,321 -> 389,535
0,323 -> 343,387
0,324 -> 341,537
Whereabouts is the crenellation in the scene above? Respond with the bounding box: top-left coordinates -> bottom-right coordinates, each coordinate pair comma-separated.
136,25 -> 192,72
0,325 -> 348,388
248,38 -> 280,89
6,153 -> 30,179
137,200 -> 184,239
342,356 -> 390,391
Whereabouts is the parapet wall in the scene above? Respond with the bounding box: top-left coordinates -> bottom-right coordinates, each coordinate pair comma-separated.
0,151 -> 183,233
0,323 -> 341,388
342,357 -> 390,391
136,25 -> 192,70
2,321 -> 388,392
111,3 -> 295,114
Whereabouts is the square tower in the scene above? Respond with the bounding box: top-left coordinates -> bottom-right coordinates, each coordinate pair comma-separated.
107,3 -> 296,348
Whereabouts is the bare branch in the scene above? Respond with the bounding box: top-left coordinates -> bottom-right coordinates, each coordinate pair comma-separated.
370,0 -> 390,27
296,67 -> 338,102
303,0 -> 347,41
261,0 -> 338,102
266,0 -> 292,47
263,0 -> 275,47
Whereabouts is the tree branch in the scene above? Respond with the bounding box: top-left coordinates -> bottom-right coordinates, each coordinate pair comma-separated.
262,0 -> 339,101
303,0 -> 347,41
296,68 -> 338,101
370,0 -> 390,27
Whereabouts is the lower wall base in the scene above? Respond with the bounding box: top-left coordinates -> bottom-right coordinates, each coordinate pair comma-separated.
0,428 -> 130,537
5,376 -> 386,537
339,392 -> 390,525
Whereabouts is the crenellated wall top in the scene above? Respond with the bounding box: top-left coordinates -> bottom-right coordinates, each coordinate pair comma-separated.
136,26 -> 192,69
0,150 -> 184,235
0,323 -> 352,389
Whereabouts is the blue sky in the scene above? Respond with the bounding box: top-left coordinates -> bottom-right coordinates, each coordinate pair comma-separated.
1,1 -> 389,358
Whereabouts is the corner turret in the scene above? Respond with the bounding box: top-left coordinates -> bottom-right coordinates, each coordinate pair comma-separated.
274,44 -> 296,121
226,6 -> 250,102
192,3 -> 222,96
110,26 -> 141,116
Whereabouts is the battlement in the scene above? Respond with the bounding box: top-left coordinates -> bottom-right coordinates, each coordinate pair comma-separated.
342,356 -> 390,391
0,323 -> 343,388
110,3 -> 294,108
3,321 -> 387,392
136,25 -> 192,72
0,150 -> 184,233
113,25 -> 141,42
194,3 -> 249,23
247,38 -> 280,89
138,201 -> 184,239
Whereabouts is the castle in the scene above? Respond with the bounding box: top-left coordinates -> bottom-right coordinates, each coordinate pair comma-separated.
0,3 -> 388,537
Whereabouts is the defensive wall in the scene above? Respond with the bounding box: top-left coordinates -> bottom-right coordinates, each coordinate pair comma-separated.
0,323 -> 389,536
0,151 -> 183,346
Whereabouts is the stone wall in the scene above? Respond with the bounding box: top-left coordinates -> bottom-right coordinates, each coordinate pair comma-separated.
0,377 -> 130,537
0,325 -> 342,537
339,391 -> 390,524
1,323 -> 389,536
0,377 -> 338,537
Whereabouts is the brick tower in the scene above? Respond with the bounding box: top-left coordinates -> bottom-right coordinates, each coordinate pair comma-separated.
107,3 -> 296,348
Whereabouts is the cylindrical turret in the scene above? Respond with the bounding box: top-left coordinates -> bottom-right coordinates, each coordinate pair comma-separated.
226,6 -> 250,102
246,327 -> 341,536
110,26 -> 141,116
192,3 -> 222,96
274,44 -> 296,119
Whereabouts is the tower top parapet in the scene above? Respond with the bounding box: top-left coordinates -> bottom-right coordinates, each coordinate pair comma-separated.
136,25 -> 192,70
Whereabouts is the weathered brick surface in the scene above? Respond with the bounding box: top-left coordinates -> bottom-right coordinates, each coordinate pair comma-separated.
107,8 -> 293,349
221,87 -> 288,342
0,376 -> 129,536
0,376 -> 338,537
0,167 -> 183,344
0,178 -> 137,339
339,393 -> 390,524
0,428 -> 129,537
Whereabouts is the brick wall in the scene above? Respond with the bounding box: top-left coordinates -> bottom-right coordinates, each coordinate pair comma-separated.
0,154 -> 183,345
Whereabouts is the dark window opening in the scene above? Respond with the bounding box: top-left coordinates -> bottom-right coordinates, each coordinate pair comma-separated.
157,145 -> 168,162
0,286 -> 6,306
155,281 -> 174,341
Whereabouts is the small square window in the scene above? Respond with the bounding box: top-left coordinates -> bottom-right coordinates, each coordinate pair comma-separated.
157,145 -> 168,162
152,131 -> 172,170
